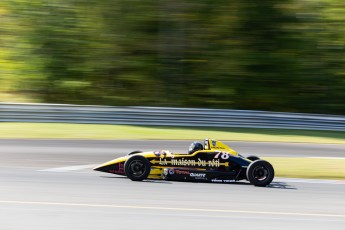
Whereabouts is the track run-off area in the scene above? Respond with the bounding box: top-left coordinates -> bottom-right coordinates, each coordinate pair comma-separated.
0,139 -> 344,230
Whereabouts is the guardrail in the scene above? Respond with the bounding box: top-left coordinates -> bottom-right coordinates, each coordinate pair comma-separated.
0,103 -> 344,131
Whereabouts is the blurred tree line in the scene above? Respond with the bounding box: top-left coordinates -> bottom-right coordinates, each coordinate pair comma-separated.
0,0 -> 344,114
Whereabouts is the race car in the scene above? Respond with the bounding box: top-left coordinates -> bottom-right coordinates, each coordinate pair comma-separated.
93,139 -> 275,186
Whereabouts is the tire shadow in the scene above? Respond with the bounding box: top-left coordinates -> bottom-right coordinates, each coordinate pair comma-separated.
100,175 -> 127,179
268,181 -> 297,190
100,176 -> 173,184
99,176 -> 295,188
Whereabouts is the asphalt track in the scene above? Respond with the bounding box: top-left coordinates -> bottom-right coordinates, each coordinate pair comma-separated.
0,139 -> 344,230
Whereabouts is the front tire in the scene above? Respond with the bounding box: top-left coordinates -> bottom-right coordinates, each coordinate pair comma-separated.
127,150 -> 142,156
124,155 -> 151,181
246,160 -> 274,187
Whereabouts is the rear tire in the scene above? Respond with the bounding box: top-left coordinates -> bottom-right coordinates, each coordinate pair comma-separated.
124,155 -> 151,181
246,160 -> 274,187
247,155 -> 260,161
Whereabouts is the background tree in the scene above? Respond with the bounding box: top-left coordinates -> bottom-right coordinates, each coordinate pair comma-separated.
0,0 -> 344,114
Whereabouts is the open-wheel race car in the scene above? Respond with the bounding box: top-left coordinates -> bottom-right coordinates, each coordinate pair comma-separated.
94,139 -> 275,186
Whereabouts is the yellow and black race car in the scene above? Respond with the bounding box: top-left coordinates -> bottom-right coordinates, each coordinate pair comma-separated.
94,139 -> 275,186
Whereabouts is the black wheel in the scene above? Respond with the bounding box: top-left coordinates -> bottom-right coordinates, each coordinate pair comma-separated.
246,160 -> 274,187
127,150 -> 142,156
247,155 -> 260,161
124,155 -> 151,181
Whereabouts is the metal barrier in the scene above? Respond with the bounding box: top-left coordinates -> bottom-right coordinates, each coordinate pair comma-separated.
0,103 -> 344,131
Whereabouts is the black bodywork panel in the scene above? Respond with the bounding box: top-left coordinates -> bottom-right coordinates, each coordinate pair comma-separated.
162,167 -> 247,183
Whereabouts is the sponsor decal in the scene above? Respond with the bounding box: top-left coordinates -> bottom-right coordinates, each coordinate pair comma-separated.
109,163 -> 124,174
159,158 -> 168,165
189,172 -> 207,180
171,158 -> 220,167
211,178 -> 235,183
211,146 -> 226,150
163,168 -> 169,176
151,158 -> 226,167
190,173 -> 206,178
175,170 -> 190,175
168,168 -> 175,175
212,140 -> 217,146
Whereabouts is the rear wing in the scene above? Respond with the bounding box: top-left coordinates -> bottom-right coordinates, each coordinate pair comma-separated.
204,139 -> 238,156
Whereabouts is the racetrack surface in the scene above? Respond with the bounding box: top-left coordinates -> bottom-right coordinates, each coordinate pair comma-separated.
0,139 -> 344,230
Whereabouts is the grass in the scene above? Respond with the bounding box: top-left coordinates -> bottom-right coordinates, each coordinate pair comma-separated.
0,122 -> 344,144
264,157 -> 345,180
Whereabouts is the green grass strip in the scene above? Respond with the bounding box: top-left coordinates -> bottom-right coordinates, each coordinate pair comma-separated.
264,157 -> 345,180
0,122 -> 344,144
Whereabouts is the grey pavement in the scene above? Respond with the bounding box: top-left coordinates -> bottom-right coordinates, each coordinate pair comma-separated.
0,139 -> 344,230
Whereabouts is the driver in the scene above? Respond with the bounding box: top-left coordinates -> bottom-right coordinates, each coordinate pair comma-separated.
188,141 -> 204,154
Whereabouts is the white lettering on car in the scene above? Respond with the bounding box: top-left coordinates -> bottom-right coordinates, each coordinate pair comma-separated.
190,173 -> 206,178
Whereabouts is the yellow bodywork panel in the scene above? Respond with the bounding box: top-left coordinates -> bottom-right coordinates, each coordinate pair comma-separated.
148,167 -> 164,179
93,156 -> 127,169
205,139 -> 238,155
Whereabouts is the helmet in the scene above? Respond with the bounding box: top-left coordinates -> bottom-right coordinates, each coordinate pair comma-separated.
188,141 -> 204,154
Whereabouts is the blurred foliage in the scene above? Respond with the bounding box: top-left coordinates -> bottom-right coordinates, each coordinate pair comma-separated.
1,123 -> 344,144
0,0 -> 344,114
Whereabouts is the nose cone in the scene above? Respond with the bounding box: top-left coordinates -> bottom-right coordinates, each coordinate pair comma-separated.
93,164 -> 110,172
93,161 -> 125,175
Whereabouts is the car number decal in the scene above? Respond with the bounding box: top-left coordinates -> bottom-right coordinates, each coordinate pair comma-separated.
214,151 -> 230,160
